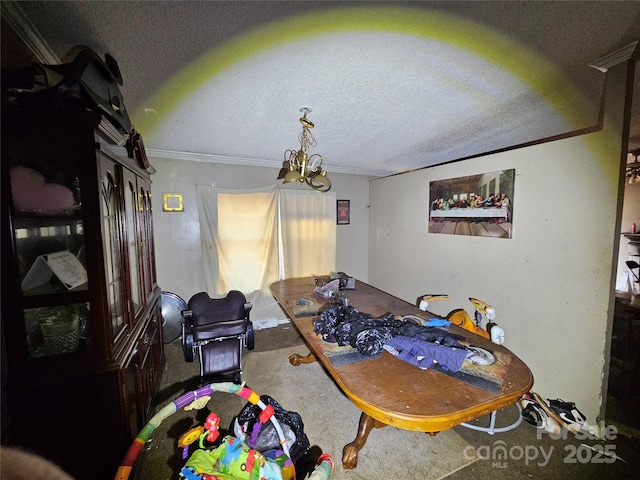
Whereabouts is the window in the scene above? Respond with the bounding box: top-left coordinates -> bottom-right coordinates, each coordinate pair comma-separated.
196,185 -> 336,309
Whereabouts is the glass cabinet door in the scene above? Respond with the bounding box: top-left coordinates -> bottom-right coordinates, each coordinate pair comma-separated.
7,145 -> 91,359
146,187 -> 158,295
138,182 -> 156,301
12,180 -> 86,295
99,154 -> 127,345
123,169 -> 143,319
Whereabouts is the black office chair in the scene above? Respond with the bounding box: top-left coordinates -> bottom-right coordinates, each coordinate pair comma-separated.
181,290 -> 254,383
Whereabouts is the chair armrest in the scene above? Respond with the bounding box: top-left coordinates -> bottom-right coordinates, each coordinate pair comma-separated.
243,302 -> 253,320
246,321 -> 255,350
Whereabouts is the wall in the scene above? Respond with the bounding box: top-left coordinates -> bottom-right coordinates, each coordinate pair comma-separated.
150,157 -> 372,320
367,64 -> 629,424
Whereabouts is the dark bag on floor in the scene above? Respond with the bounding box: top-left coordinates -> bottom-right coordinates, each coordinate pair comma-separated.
230,395 -> 310,464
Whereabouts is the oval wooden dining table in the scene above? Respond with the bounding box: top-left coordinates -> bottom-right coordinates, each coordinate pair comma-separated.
270,277 -> 534,469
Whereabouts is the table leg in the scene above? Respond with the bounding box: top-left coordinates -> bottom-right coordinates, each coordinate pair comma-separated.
342,412 -> 386,469
288,352 -> 317,366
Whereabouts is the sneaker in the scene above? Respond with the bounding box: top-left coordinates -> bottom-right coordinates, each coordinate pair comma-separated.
520,393 -> 540,426
521,392 -> 562,435
532,392 -> 583,434
547,398 -> 586,433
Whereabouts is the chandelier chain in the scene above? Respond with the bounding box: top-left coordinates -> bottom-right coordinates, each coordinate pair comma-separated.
298,125 -> 317,153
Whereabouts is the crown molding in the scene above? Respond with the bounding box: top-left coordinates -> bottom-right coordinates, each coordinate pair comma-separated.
144,148 -> 387,178
1,1 -> 59,64
589,41 -> 639,73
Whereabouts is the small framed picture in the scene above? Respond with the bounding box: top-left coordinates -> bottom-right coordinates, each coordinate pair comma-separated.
162,193 -> 184,212
337,200 -> 350,225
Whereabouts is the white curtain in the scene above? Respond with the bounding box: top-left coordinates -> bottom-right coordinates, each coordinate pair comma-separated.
279,188 -> 336,278
196,184 -> 279,296
195,185 -> 336,319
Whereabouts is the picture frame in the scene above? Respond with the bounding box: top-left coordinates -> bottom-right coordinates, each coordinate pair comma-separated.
162,193 -> 184,212
337,199 -> 350,225
428,169 -> 515,239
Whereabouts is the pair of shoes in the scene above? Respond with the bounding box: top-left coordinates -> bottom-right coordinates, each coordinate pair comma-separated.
547,398 -> 586,433
520,392 -> 561,435
531,392 -> 584,434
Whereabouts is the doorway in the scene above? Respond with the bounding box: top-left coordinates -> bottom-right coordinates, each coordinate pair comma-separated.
606,60 -> 640,434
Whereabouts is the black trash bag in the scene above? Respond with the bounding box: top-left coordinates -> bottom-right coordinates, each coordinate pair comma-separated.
313,304 -> 361,342
231,395 -> 310,464
353,326 -> 397,356
334,313 -> 397,346
333,312 -> 394,347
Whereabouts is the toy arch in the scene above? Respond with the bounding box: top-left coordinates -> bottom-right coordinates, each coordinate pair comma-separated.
114,382 -> 290,480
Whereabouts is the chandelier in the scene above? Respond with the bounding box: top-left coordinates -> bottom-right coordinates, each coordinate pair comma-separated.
277,107 -> 331,192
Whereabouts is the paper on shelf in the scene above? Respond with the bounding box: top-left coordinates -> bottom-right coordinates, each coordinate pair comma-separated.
21,250 -> 87,291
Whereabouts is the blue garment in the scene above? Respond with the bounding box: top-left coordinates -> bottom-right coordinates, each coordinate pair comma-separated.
384,335 -> 468,372
423,318 -> 451,327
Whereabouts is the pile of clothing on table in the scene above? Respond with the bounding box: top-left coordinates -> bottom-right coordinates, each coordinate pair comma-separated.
313,305 -> 489,372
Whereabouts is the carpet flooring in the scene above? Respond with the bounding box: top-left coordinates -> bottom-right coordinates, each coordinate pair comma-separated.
240,345 -> 476,480
133,323 -> 640,480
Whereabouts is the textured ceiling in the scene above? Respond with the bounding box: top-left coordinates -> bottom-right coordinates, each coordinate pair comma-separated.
3,1 -> 640,176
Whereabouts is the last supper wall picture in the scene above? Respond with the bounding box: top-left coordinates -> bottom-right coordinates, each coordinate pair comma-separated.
429,169 -> 515,239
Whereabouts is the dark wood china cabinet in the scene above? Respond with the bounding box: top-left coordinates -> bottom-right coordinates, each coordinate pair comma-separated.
1,105 -> 163,479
